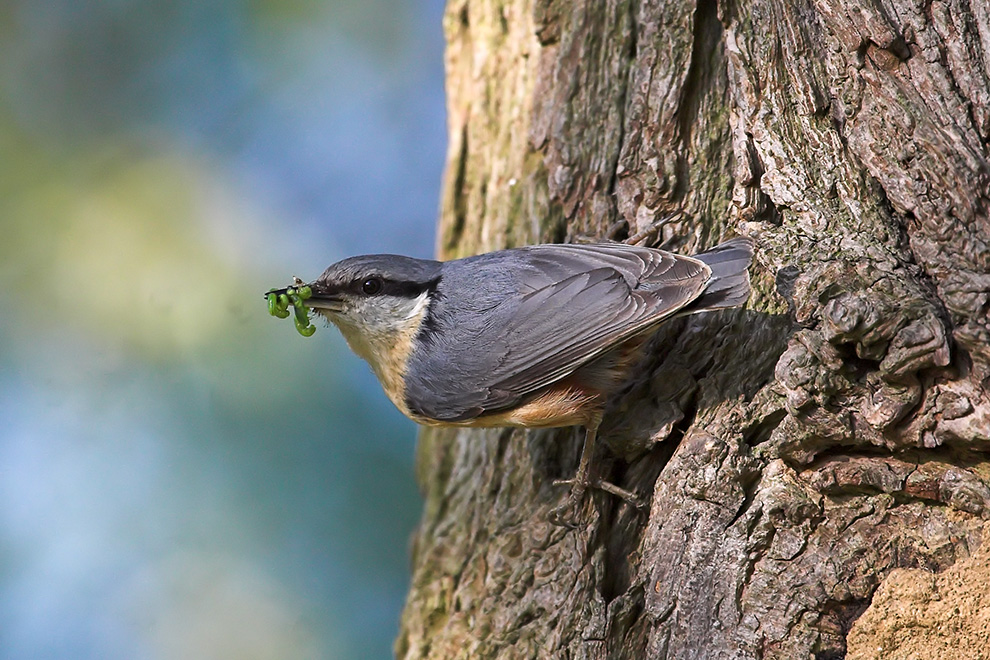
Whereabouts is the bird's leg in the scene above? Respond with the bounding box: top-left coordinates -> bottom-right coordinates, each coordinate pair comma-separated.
548,424 -> 598,526
549,422 -> 645,527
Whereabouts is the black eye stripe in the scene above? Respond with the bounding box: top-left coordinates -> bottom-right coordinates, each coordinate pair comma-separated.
381,278 -> 440,298
351,276 -> 440,298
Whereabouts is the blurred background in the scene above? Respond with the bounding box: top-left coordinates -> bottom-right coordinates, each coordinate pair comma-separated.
0,0 -> 446,658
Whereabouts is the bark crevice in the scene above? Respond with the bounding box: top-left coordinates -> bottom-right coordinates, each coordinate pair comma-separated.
398,0 -> 990,657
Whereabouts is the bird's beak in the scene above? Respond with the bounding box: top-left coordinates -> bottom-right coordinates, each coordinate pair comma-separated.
264,282 -> 344,313
301,282 -> 346,313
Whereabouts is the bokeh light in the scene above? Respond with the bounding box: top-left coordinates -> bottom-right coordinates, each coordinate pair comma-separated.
0,0 -> 446,658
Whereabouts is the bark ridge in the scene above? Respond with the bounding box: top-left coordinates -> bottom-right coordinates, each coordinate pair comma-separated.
398,0 -> 990,657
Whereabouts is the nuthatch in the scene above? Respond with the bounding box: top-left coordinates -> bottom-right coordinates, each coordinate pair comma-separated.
274,237 -> 753,524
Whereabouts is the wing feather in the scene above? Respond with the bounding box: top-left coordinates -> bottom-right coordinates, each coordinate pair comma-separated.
405,243 -> 712,421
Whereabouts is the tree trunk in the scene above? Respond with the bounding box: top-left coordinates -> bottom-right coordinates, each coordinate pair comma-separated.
397,0 -> 990,657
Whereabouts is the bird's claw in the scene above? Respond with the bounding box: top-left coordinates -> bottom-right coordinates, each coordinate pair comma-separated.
548,477 -> 646,527
548,483 -> 587,528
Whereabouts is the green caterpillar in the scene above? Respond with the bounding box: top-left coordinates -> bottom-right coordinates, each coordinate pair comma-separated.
266,283 -> 316,337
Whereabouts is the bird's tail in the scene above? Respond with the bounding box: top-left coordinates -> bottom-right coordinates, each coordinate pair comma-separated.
682,237 -> 754,313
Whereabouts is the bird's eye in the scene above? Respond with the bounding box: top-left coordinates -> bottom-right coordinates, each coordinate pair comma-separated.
361,277 -> 383,295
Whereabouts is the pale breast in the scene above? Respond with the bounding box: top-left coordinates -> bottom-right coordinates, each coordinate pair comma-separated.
329,294 -> 431,420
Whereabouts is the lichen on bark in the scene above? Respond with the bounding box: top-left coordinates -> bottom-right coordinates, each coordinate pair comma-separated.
397,0 -> 990,657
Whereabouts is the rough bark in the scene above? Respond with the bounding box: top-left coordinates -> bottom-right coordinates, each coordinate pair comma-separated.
397,0 -> 990,658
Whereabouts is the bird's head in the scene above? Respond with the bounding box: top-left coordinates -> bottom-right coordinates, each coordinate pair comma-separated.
303,254 -> 442,366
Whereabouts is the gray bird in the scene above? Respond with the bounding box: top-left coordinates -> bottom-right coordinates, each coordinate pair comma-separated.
274,237 -> 753,524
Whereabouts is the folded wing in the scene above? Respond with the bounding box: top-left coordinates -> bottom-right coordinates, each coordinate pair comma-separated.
404,242 -> 714,422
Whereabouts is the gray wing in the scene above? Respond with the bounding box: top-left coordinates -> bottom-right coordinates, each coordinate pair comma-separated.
404,243 -> 711,421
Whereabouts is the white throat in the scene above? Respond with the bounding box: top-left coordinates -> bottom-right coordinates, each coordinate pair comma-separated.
325,290 -> 431,411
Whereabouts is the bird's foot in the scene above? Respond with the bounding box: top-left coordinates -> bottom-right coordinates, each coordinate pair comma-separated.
548,480 -> 588,528
548,477 -> 646,528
